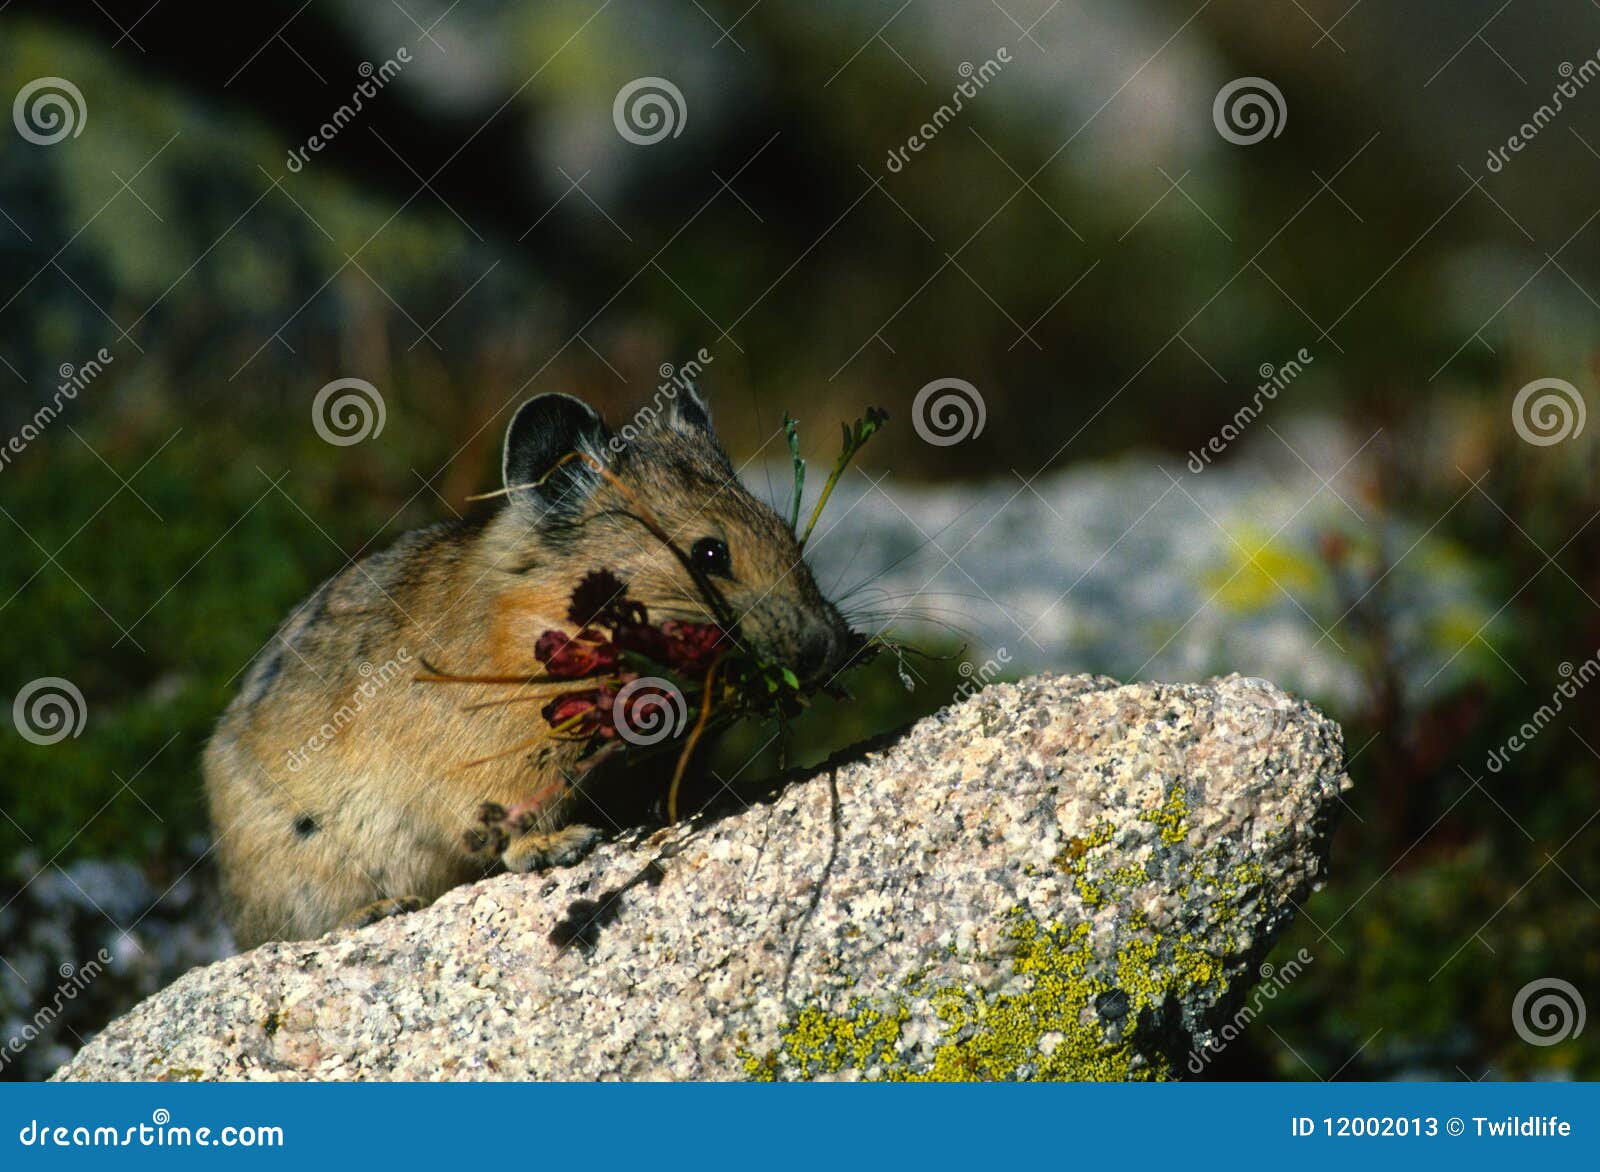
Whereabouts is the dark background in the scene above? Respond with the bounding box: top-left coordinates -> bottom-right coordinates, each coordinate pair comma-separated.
2,0 -> 1598,1080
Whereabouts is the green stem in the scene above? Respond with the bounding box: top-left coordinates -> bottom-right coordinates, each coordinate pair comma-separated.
799,460 -> 847,548
784,413 -> 805,532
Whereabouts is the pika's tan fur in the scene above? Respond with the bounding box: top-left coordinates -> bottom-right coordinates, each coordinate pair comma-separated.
204,389 -> 851,947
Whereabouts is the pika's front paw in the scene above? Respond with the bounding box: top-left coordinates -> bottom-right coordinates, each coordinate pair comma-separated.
463,800 -> 548,857
462,804 -> 510,856
339,895 -> 425,931
501,823 -> 602,873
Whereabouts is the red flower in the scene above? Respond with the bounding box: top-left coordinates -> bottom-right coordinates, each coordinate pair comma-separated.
535,628 -> 620,678
542,674 -> 655,741
541,690 -> 605,737
568,569 -> 647,630
659,620 -> 725,673
613,618 -> 725,674
537,575 -> 727,747
612,677 -> 683,738
611,619 -> 668,663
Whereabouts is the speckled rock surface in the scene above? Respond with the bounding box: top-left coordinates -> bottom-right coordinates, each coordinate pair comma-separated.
55,673 -> 1348,1082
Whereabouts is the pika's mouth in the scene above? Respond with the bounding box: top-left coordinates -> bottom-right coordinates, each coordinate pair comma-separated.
834,628 -> 873,675
789,625 -> 868,685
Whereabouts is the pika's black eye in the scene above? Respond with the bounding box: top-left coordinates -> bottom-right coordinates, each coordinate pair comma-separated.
690,537 -> 732,579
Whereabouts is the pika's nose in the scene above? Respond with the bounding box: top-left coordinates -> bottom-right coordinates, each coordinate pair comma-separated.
794,626 -> 838,681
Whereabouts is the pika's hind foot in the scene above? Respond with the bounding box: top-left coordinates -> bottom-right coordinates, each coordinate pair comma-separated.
340,895 -> 425,931
502,823 -> 602,873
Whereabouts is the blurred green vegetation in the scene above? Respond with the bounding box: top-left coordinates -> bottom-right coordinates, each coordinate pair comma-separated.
3,1 -> 1600,1082
0,398 -> 431,862
1269,413 -> 1600,1081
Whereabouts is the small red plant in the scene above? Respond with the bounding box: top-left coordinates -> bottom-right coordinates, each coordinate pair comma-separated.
529,569 -> 728,744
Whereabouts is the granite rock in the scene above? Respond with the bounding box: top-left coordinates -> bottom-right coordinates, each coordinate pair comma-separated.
55,673 -> 1349,1081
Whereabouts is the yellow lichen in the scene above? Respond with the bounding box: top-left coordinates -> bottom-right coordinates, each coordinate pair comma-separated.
1053,823 -> 1114,872
1205,529 -> 1324,612
745,788 -> 1280,1081
1142,783 -> 1191,845
750,903 -> 1245,1082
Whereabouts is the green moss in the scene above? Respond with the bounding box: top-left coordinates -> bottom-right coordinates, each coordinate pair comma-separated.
742,1049 -> 781,1080
1106,862 -> 1149,888
745,780 -> 1277,1081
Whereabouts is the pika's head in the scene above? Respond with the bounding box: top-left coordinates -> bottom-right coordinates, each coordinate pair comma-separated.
490,388 -> 855,684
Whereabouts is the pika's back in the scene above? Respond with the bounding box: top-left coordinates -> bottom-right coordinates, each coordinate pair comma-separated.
228,519 -> 483,718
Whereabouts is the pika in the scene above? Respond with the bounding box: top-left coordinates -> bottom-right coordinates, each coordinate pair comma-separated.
204,388 -> 853,948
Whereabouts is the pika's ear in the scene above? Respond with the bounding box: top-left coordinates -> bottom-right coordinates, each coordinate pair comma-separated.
667,380 -> 715,437
502,393 -> 610,515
